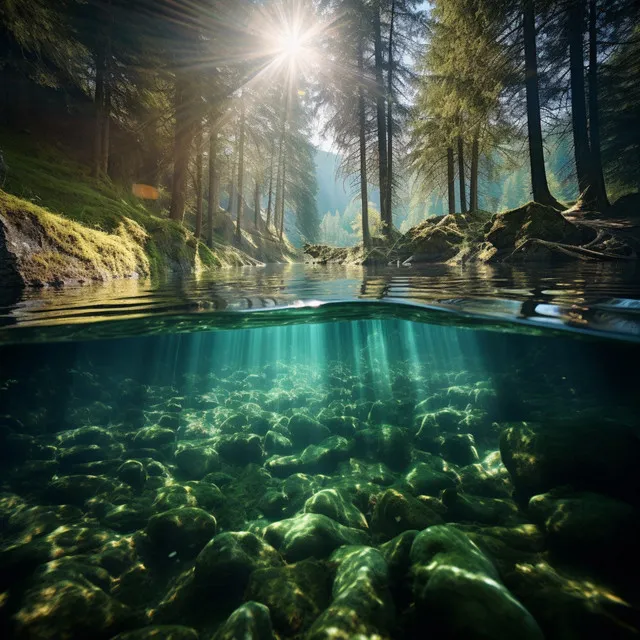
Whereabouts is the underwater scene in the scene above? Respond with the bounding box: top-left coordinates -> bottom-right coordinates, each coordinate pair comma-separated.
1,312 -> 640,640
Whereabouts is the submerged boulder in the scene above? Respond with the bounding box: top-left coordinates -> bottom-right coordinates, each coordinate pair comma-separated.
264,513 -> 369,562
410,525 -> 543,639
213,602 -> 275,640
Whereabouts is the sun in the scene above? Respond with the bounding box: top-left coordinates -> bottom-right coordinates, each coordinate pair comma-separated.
279,29 -> 304,61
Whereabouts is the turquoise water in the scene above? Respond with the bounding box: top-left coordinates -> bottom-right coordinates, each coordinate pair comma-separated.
1,265 -> 640,639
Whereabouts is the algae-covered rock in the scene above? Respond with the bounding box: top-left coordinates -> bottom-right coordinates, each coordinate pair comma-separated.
307,546 -> 395,640
133,426 -> 175,448
145,507 -> 217,560
246,559 -> 332,636
216,433 -> 263,465
263,430 -> 293,455
153,485 -> 197,511
174,444 -> 220,479
528,491 -> 640,572
441,433 -> 479,466
194,531 -> 282,603
370,488 -> 443,540
442,488 -> 521,526
213,601 -> 275,640
287,413 -> 331,447
264,513 -> 369,562
111,627 -> 199,640
404,461 -> 457,496
354,425 -> 411,471
117,460 -> 147,490
13,575 -> 136,640
304,488 -> 368,530
499,422 -> 640,505
410,525 -> 542,640
46,474 -> 116,506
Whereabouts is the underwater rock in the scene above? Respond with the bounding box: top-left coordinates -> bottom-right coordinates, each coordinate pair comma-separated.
216,433 -> 263,465
145,507 -> 217,560
46,474 -> 117,506
299,435 -> 352,473
307,546 -> 395,640
403,461 -> 457,496
213,601 -> 275,640
337,459 -> 396,487
117,460 -> 147,490
183,481 -> 225,511
58,425 -> 115,447
528,490 -> 640,572
500,422 -> 640,505
287,414 -> 331,447
442,488 -> 521,526
111,626 -> 199,640
194,531 -> 283,601
322,415 -> 359,438
441,433 -> 479,466
246,559 -> 332,636
263,430 -> 293,455
304,488 -> 368,530
354,425 -> 411,471
410,525 -> 543,640
153,485 -> 198,511
370,488 -> 443,541
379,530 -> 419,608
458,462 -> 512,498
133,426 -> 176,448
13,575 -> 137,640
174,444 -> 220,479
264,513 -> 369,562
102,502 -> 152,533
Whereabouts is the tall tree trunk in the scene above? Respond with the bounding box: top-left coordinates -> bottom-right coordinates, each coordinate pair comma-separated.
358,40 -> 370,248
386,0 -> 396,228
207,129 -> 218,248
266,139 -> 275,231
447,147 -> 456,214
101,71 -> 111,176
588,0 -> 609,210
169,73 -> 198,222
457,135 -> 467,213
373,7 -> 390,235
274,135 -> 284,237
235,98 -> 246,242
569,0 -> 597,209
470,131 -> 479,212
194,126 -> 203,239
254,178 -> 261,229
279,154 -> 287,241
523,0 -> 563,208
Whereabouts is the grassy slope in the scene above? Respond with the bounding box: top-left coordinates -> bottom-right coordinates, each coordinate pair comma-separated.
1,131 -> 257,278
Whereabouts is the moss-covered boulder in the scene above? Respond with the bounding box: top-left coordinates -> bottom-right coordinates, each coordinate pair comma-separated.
246,559 -> 332,636
442,488 -> 521,526
111,627 -> 199,640
216,433 -> 263,465
174,444 -> 220,479
194,531 -> 283,601
410,525 -> 542,640
213,602 -> 275,640
264,513 -> 369,562
370,488 -> 443,541
117,460 -> 147,490
287,414 -> 331,447
145,507 -> 217,560
354,425 -> 411,471
499,422 -> 640,505
133,426 -> 175,448
304,488 -> 368,530
307,546 -> 395,640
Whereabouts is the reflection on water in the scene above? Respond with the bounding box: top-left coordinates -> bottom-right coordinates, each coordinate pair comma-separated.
1,262 -> 640,343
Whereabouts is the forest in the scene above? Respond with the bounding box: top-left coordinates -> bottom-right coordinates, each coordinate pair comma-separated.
1,0 -> 639,273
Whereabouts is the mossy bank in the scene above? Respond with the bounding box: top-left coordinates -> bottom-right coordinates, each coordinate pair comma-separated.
0,132 -> 292,288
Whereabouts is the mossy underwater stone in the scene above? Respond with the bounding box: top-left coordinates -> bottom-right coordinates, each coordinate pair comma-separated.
245,559 -> 332,636
410,525 -> 542,640
111,626 -> 199,640
133,426 -> 175,448
307,546 -> 395,640
263,429 -> 293,455
371,488 -> 443,540
117,459 -> 147,490
499,422 -> 640,505
442,488 -> 521,526
194,531 -> 283,599
404,461 -> 457,496
287,413 -> 331,447
304,488 -> 368,530
264,513 -> 369,562
174,444 -> 220,479
145,507 -> 217,560
213,601 -> 275,640
216,433 -> 263,465
13,575 -> 136,640
354,425 -> 411,471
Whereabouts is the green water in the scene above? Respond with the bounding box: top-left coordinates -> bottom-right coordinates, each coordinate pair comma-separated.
1,277 -> 640,638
